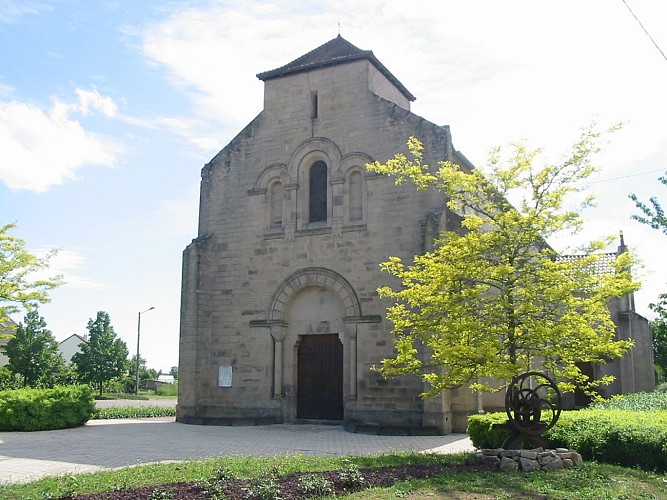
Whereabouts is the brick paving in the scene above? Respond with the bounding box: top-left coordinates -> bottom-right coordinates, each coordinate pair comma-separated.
0,417 -> 474,485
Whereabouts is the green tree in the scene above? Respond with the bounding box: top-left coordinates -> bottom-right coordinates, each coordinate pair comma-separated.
0,223 -> 64,329
367,127 -> 639,396
646,293 -> 667,384
3,309 -> 65,387
629,173 -> 667,382
629,172 -> 667,234
72,311 -> 128,395
169,365 -> 179,379
127,354 -> 158,389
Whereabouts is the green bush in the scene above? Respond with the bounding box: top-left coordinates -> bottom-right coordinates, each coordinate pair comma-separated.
0,385 -> 95,431
93,405 -> 176,420
465,412 -> 509,449
468,409 -> 667,471
589,391 -> 667,411
155,383 -> 177,396
0,366 -> 21,391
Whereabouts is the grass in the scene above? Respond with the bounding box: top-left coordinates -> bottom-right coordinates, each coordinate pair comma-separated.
0,452 -> 665,499
345,463 -> 667,499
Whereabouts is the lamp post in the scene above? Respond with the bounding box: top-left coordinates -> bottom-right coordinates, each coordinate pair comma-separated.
135,306 -> 155,395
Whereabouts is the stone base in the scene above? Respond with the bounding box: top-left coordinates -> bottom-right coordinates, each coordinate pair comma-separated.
179,416 -> 277,426
477,448 -> 583,472
344,420 -> 440,436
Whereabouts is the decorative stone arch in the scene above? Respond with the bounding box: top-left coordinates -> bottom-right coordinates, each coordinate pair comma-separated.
247,164 -> 289,233
288,140 -> 343,230
340,152 -> 373,175
268,267 -> 361,321
340,153 -> 372,224
250,163 -> 289,193
288,138 -> 343,180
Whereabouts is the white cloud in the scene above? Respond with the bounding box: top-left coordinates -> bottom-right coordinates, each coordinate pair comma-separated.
33,248 -> 110,291
133,0 -> 667,163
135,1 -> 350,146
0,88 -> 121,192
72,88 -> 118,118
0,0 -> 51,24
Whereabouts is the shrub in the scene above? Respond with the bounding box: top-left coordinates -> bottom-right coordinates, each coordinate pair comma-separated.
92,405 -> 176,420
242,473 -> 281,500
465,412 -> 508,449
297,473 -> 334,497
589,391 -> 667,411
0,385 -> 95,431
338,459 -> 366,492
156,383 -> 178,396
468,409 -> 667,471
0,366 -> 21,391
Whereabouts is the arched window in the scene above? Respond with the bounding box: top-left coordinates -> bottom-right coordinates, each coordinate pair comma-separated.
348,170 -> 363,221
269,181 -> 283,227
309,161 -> 327,223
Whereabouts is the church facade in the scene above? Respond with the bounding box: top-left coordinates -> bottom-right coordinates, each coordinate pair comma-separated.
177,36 -> 654,434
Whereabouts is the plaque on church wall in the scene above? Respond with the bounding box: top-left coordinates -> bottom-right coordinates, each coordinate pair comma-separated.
218,365 -> 232,387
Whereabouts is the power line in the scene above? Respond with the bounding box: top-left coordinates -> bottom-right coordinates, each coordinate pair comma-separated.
621,0 -> 667,63
583,167 -> 665,185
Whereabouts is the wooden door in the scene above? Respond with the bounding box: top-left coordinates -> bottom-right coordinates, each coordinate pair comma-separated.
297,334 -> 343,420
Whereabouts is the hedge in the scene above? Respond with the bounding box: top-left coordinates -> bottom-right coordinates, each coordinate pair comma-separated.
468,409 -> 667,471
93,405 -> 176,420
0,385 -> 96,431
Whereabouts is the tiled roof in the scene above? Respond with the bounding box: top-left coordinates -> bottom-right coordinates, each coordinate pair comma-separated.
257,35 -> 415,101
557,252 -> 617,277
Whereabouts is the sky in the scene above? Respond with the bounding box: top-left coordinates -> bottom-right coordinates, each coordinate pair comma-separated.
2,0 -> 667,373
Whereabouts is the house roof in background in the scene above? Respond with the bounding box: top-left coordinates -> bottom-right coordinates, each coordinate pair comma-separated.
59,333 -> 88,344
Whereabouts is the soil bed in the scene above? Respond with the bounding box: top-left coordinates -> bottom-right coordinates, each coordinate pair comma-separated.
64,462 -> 494,499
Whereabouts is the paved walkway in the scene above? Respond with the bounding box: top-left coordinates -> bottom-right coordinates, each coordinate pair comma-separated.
0,417 -> 474,485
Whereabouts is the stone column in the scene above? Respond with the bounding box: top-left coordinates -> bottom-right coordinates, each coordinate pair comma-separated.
344,317 -> 381,400
270,325 -> 287,397
349,325 -> 358,397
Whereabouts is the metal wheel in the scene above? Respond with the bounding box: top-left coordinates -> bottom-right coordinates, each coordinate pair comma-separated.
505,371 -> 562,433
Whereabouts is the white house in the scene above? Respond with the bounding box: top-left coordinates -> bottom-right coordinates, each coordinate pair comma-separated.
58,334 -> 87,364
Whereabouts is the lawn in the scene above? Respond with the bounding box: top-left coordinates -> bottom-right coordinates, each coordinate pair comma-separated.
0,452 -> 665,499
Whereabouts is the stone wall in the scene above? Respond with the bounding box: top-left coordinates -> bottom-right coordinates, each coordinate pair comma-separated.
477,448 -> 583,472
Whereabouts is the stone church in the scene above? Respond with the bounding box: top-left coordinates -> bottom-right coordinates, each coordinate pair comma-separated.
177,36 -> 654,434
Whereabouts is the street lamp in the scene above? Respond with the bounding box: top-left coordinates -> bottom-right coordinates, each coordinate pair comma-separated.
135,306 -> 155,395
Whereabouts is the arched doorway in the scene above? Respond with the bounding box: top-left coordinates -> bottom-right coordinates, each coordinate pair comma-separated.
285,285 -> 346,421
297,333 -> 343,420
251,267 -> 379,423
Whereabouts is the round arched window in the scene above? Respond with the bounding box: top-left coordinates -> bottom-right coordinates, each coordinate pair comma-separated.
309,161 -> 327,222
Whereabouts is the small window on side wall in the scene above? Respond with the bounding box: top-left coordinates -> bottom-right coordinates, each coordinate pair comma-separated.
349,170 -> 363,221
309,161 -> 327,223
310,91 -> 318,119
269,181 -> 283,227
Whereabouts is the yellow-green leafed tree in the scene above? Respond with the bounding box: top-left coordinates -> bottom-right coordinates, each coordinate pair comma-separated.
367,127 -> 639,396
0,223 -> 64,333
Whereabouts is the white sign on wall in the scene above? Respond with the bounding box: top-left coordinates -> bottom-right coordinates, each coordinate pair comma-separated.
218,364 -> 233,387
